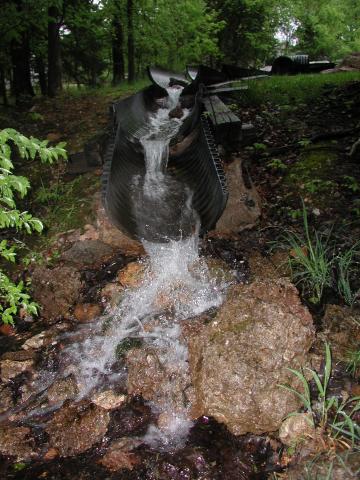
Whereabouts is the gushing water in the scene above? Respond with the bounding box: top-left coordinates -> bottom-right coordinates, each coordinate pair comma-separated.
57,87 -> 228,449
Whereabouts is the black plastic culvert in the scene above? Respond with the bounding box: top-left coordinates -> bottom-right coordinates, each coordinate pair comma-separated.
102,83 -> 228,242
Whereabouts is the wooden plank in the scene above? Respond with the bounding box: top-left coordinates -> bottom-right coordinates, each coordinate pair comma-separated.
203,95 -> 241,126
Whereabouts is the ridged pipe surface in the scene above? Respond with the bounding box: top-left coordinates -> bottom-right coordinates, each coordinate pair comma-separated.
102,85 -> 228,241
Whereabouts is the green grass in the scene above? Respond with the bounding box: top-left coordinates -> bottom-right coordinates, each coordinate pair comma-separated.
280,343 -> 360,448
62,78 -> 151,100
238,71 -> 360,107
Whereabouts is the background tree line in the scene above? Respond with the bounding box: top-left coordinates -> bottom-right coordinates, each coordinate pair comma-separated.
0,0 -> 359,104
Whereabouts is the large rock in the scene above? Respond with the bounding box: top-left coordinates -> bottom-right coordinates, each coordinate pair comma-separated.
0,425 -> 35,460
61,240 -> 114,269
95,196 -> 145,256
215,156 -> 261,233
188,278 -> 314,435
31,265 -> 83,320
45,402 -> 109,456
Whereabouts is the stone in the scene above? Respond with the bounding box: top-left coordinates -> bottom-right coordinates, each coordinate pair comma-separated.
95,195 -> 145,256
188,278 -> 315,435
0,425 -> 35,460
47,376 -> 79,404
279,413 -> 315,446
46,402 -> 110,457
22,331 -> 48,350
118,261 -> 148,288
46,132 -> 62,142
0,384 -> 14,414
91,390 -> 127,410
79,224 -> 99,242
100,282 -> 124,307
73,303 -> 102,323
169,105 -> 184,119
98,438 -> 141,471
0,324 -> 15,336
61,240 -> 114,269
0,358 -> 34,382
31,265 -> 83,320
215,156 -> 261,234
43,447 -> 59,461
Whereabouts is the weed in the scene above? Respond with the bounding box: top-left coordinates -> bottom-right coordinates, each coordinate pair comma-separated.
346,349 -> 360,377
342,176 -> 360,193
299,138 -> 312,148
280,204 -> 333,304
280,343 -> 360,447
253,142 -> 267,152
335,242 -> 360,307
267,158 -> 288,171
302,179 -> 336,194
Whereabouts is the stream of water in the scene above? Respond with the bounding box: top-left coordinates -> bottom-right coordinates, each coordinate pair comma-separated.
47,87 -> 228,450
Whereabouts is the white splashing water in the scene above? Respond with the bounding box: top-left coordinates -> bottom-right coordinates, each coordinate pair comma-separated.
60,86 -> 228,450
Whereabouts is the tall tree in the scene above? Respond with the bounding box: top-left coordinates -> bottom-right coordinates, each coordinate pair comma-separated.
112,0 -> 125,84
48,4 -> 63,97
127,0 -> 135,83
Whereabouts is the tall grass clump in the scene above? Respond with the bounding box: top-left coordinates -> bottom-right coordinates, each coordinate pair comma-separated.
276,203 -> 360,306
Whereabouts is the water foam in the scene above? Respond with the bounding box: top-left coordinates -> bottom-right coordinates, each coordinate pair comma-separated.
59,86 -> 228,450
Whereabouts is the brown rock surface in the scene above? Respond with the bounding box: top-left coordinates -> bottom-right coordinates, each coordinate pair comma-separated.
188,278 -> 314,435
31,265 -> 83,320
91,390 -> 127,410
118,261 -> 148,288
279,413 -> 315,446
0,354 -> 34,382
45,402 -> 109,456
73,303 -> 102,322
0,425 -> 35,460
215,157 -> 261,233
95,197 -> 145,255
47,376 -> 79,404
0,384 -> 14,413
61,240 -> 114,268
98,438 -> 141,471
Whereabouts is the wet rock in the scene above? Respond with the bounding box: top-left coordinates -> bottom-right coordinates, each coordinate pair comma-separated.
22,331 -> 49,350
279,413 -> 315,446
0,324 -> 15,336
91,390 -> 127,410
126,347 -> 169,401
43,447 -> 59,461
73,303 -> 102,323
95,196 -> 145,256
100,282 -> 124,307
98,438 -> 141,471
0,350 -> 35,382
118,261 -> 148,288
45,402 -> 110,456
215,156 -> 261,234
0,384 -> 14,413
188,278 -> 315,435
0,425 -> 35,460
108,400 -> 152,437
319,304 -> 360,361
47,376 -> 79,404
61,240 -> 114,269
31,265 -> 83,320
169,105 -> 184,119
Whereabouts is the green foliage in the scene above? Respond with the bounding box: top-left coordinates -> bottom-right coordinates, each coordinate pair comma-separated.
335,242 -> 360,308
0,128 -> 67,324
267,158 -> 288,171
280,343 -> 360,446
346,349 -> 360,378
280,204 -> 333,304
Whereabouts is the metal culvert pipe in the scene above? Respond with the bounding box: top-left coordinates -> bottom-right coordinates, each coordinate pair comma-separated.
102,84 -> 228,241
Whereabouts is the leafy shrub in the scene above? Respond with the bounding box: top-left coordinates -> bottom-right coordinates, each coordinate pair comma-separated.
0,128 -> 67,324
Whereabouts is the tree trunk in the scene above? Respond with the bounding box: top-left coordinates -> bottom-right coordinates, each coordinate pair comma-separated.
48,5 -> 62,97
0,66 -> 8,106
127,0 -> 135,83
10,32 -> 34,102
112,3 -> 125,85
35,56 -> 47,95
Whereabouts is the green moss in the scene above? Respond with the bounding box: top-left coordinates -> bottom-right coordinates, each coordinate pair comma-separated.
284,145 -> 339,204
115,338 -> 142,359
